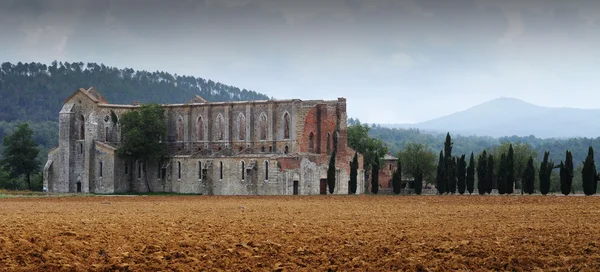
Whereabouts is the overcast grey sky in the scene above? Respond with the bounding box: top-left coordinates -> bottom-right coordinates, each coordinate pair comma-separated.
1,0 -> 599,124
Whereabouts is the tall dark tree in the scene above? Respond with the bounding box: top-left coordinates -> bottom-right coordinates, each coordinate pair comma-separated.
349,152 -> 358,194
539,151 -> 553,195
447,157 -> 457,194
371,161 -> 379,194
436,150 -> 445,194
392,159 -> 402,194
117,104 -> 167,192
476,150 -> 488,195
485,154 -> 494,194
444,133 -> 453,194
523,156 -> 535,194
582,147 -> 598,196
326,134 -> 339,194
0,123 -> 40,190
414,165 -> 423,195
506,144 -> 515,194
457,154 -> 467,195
497,153 -> 507,195
444,132 -> 453,159
466,152 -> 475,195
560,150 -> 574,195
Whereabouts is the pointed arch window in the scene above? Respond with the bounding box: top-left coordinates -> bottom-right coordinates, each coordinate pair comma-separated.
309,132 -> 314,152
283,112 -> 291,139
196,116 -> 204,141
259,113 -> 267,141
216,114 -> 225,141
220,161 -> 224,180
264,161 -> 269,180
238,113 -> 246,141
241,161 -> 245,180
79,115 -> 85,140
177,117 -> 183,142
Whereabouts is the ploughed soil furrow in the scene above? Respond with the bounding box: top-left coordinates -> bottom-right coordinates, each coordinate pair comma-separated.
1,195 -> 600,271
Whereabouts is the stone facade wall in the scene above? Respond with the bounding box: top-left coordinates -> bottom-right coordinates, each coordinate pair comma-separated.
44,88 -> 365,195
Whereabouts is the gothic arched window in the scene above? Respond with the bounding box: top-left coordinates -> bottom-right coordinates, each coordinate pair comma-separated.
196,116 -> 204,141
177,117 -> 183,142
79,115 -> 85,140
238,113 -> 246,141
283,112 -> 291,139
259,113 -> 267,141
216,114 -> 225,141
309,132 -> 314,152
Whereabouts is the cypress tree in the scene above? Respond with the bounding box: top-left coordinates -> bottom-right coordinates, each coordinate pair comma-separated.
559,150 -> 574,196
466,152 -> 475,194
497,153 -> 506,195
447,157 -> 457,194
436,150 -> 445,195
523,156 -> 535,194
539,151 -> 552,195
392,159 -> 402,194
371,161 -> 379,194
486,154 -> 494,194
414,165 -> 423,195
444,133 -> 453,194
326,148 -> 336,194
506,144 -> 515,194
477,150 -> 487,195
349,152 -> 358,194
457,154 -> 467,195
582,147 -> 597,196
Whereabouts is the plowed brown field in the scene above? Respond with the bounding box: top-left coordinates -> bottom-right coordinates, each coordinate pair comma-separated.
1,195 -> 600,271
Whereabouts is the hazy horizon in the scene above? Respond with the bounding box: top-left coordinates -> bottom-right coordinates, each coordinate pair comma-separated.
2,0 -> 599,124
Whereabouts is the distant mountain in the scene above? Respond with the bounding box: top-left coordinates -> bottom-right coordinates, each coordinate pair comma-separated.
383,97 -> 600,138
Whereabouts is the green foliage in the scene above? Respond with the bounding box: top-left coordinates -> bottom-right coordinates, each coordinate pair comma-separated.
392,159 -> 402,194
396,143 -> 436,184
117,104 -> 167,192
477,150 -> 488,195
447,157 -> 457,194
0,61 -> 269,123
523,156 -> 535,194
539,151 -> 553,195
1,123 -> 40,190
371,162 -> 379,194
347,123 -> 388,193
485,154 -> 494,194
362,123 -> 600,175
497,153 -> 507,195
466,152 -> 475,195
457,154 -> 466,195
349,153 -> 358,194
506,144 -> 515,194
560,151 -> 574,195
582,147 -> 598,196
327,135 -> 338,194
414,165 -> 423,195
436,151 -> 445,194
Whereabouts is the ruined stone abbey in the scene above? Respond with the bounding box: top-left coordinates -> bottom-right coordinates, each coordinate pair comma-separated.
44,87 -> 365,195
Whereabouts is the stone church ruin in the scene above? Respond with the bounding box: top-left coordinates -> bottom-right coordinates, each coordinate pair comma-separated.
44,87 -> 365,195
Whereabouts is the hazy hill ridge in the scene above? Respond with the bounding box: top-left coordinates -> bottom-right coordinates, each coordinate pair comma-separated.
384,97 -> 600,138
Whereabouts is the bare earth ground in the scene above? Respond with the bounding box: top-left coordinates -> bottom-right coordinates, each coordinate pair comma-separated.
1,195 -> 600,271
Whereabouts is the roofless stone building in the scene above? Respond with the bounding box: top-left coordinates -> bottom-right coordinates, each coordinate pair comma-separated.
43,87 -> 365,195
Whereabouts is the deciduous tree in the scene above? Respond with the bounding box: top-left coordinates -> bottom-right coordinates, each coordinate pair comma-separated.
1,123 -> 40,190
117,104 -> 167,192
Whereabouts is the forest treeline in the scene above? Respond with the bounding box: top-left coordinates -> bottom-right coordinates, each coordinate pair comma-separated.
0,61 -> 271,160
349,118 -> 600,170
0,61 -> 270,123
